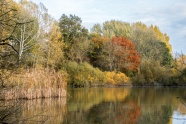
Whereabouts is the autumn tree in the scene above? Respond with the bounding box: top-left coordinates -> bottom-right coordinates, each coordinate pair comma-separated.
111,36 -> 141,72
24,1 -> 57,67
13,0 -> 62,68
44,22 -> 64,68
91,21 -> 173,67
150,25 -> 171,52
173,53 -> 186,83
0,0 -> 19,87
0,0 -> 19,62
91,36 -> 140,73
89,34 -> 109,67
0,0 -> 37,87
0,0 -> 17,44
175,53 -> 186,71
12,8 -> 38,64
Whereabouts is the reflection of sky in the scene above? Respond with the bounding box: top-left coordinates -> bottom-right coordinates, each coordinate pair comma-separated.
172,111 -> 186,124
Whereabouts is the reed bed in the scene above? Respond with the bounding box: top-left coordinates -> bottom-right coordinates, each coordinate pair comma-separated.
0,68 -> 67,100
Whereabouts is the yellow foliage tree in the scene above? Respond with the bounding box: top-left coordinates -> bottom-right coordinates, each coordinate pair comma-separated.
105,71 -> 129,85
46,22 -> 64,68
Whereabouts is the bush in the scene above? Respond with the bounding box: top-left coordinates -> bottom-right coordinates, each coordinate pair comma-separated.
105,71 -> 129,85
132,73 -> 146,85
64,62 -> 105,87
132,60 -> 179,85
64,62 -> 130,86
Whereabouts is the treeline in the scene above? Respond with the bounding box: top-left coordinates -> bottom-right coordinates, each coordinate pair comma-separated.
0,0 -> 186,91
58,12 -> 186,86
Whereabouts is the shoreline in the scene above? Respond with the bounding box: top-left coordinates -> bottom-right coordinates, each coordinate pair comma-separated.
68,83 -> 186,88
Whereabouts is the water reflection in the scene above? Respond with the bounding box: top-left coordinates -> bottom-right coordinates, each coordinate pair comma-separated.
66,87 -> 186,124
1,87 -> 186,124
0,98 -> 66,124
67,88 -> 130,111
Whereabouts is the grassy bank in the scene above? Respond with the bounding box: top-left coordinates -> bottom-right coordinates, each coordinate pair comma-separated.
0,68 -> 67,100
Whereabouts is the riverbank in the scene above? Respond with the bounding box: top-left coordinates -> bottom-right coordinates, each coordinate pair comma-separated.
68,82 -> 186,88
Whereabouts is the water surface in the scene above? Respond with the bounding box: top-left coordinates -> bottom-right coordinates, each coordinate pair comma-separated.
1,87 -> 186,124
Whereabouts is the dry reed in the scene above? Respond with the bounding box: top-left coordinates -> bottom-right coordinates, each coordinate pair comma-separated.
0,68 -> 67,100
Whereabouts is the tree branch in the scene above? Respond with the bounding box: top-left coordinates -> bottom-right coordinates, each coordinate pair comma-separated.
0,43 -> 18,54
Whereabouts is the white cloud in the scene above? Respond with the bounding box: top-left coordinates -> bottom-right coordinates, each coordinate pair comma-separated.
22,0 -> 186,54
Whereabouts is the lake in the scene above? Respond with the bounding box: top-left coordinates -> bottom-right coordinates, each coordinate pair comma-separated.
1,87 -> 186,124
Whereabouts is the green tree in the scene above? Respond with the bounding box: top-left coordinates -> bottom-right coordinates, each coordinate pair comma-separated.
138,40 -> 172,66
67,37 -> 90,63
94,40 -> 115,71
59,14 -> 88,43
91,23 -> 102,35
130,22 -> 173,66
59,14 -> 89,60
103,20 -> 131,38
130,22 -> 155,48
91,20 -> 131,38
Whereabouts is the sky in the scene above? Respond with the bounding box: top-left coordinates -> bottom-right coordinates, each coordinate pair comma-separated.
28,0 -> 186,55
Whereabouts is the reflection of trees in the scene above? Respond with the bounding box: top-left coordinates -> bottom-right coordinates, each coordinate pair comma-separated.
20,98 -> 67,124
0,101 -> 21,123
129,88 -> 186,113
65,88 -> 130,124
67,88 -> 130,111
0,98 -> 67,124
65,87 -> 186,124
86,101 -> 140,124
129,88 -> 186,124
137,105 -> 172,124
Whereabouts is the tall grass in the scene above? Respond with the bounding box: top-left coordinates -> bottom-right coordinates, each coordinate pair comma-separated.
0,68 -> 67,100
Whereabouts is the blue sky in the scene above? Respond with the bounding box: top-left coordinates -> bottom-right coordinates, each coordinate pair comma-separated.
29,0 -> 186,55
